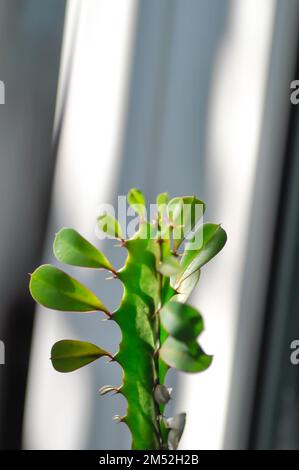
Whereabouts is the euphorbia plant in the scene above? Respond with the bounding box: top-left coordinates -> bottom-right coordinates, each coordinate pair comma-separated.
29,189 -> 226,450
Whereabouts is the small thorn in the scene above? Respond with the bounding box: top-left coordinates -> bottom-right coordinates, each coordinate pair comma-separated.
107,272 -> 118,281
98,385 -> 119,396
112,414 -> 124,423
152,307 -> 160,318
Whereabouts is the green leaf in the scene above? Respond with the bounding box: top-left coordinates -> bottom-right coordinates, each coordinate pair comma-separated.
181,223 -> 217,269
51,340 -> 110,372
159,337 -> 212,373
29,264 -> 109,313
54,228 -> 114,271
156,192 -> 169,238
173,269 -> 201,303
167,196 -> 206,250
97,213 -> 124,240
156,192 -> 169,216
160,301 -> 203,341
158,255 -> 182,277
181,224 -> 227,281
127,188 -> 146,217
157,192 -> 169,206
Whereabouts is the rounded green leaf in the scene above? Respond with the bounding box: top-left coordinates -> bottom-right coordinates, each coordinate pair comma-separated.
159,337 -> 212,373
30,264 -> 109,313
156,192 -> 169,207
156,192 -> 169,217
51,340 -> 111,372
181,223 -> 219,269
97,213 -> 124,240
54,228 -> 114,271
127,188 -> 146,217
174,269 -> 201,303
182,224 -> 227,280
167,196 -> 206,250
156,193 -> 170,239
160,301 -> 203,341
158,255 -> 182,277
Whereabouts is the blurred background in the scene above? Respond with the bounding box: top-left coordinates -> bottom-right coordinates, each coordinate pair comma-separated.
0,0 -> 299,450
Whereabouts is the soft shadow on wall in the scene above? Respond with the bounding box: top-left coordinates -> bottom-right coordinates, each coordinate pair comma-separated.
0,0 -> 66,450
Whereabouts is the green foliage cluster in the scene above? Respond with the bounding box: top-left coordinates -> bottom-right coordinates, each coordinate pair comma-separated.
29,189 -> 226,450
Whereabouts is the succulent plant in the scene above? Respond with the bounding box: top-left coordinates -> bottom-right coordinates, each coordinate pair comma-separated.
29,189 -> 227,450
